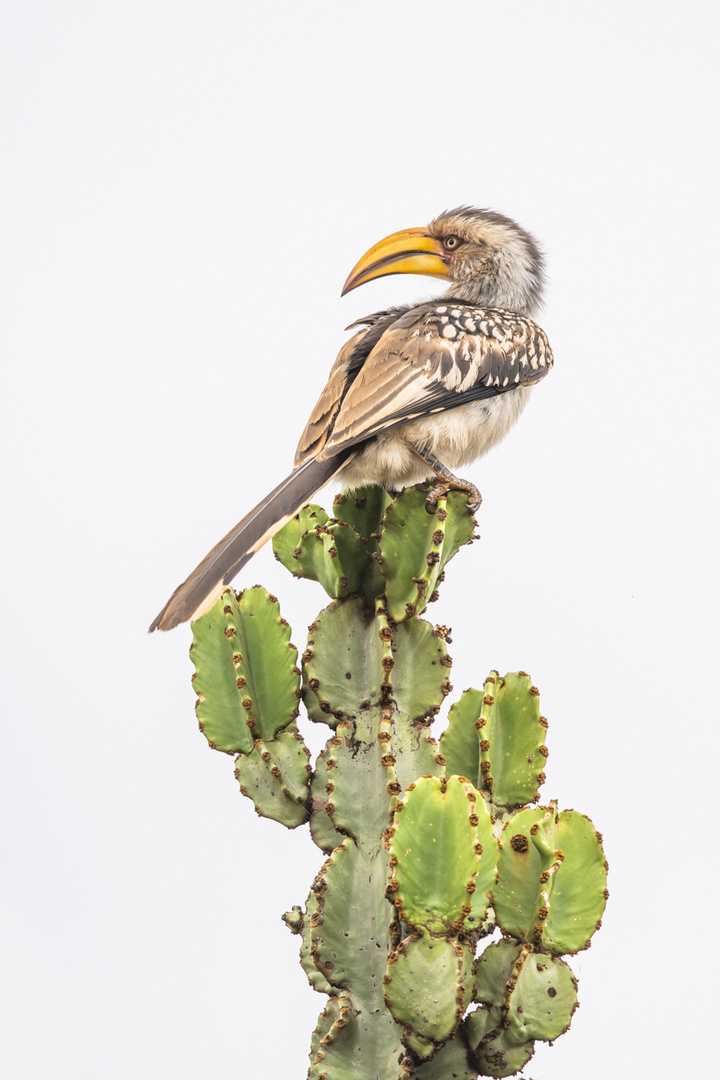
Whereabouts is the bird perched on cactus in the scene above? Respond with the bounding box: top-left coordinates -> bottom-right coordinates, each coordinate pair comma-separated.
150,206 -> 553,632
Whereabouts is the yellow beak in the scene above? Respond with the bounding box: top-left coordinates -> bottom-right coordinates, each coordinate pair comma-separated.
341,226 -> 450,296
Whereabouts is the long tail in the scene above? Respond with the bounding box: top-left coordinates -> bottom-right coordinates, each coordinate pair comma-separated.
149,453 -> 352,631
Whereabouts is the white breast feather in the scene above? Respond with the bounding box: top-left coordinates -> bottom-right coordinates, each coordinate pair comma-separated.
339,387 -> 531,490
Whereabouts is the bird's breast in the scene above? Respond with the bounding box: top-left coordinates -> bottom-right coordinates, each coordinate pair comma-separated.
339,387 -> 531,491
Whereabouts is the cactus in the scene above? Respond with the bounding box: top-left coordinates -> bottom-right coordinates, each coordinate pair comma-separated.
187,484 -> 608,1077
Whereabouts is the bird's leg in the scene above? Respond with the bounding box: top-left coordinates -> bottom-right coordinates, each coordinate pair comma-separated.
411,445 -> 482,514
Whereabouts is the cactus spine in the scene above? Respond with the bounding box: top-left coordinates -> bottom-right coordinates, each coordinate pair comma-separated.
189,485 -> 607,1078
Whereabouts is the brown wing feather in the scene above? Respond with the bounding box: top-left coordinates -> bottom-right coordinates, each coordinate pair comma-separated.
293,329 -> 366,466
315,303 -> 552,458
294,305 -> 413,466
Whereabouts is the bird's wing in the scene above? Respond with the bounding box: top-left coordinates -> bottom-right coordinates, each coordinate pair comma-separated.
313,301 -> 553,457
293,328 -> 366,465
294,306 -> 412,466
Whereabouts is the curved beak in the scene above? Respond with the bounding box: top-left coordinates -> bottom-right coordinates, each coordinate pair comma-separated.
341,226 -> 450,296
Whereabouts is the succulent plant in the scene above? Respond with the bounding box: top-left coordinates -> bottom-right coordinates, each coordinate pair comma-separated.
187,484 -> 607,1077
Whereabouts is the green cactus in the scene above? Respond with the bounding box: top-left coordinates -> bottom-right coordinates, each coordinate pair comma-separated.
186,483 -> 607,1077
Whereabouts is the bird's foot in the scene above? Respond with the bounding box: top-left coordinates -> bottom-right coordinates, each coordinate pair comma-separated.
425,476 -> 482,514
407,442 -> 482,515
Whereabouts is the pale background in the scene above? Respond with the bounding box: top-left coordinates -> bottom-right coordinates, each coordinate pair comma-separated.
1,1 -> 717,1077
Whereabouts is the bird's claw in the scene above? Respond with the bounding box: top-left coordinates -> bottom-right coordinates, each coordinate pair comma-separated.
425,479 -> 482,514
425,491 -> 443,513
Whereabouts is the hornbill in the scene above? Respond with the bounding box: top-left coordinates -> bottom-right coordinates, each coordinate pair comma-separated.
150,206 -> 552,632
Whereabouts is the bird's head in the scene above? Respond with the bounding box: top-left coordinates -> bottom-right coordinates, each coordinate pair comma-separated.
342,206 -> 544,316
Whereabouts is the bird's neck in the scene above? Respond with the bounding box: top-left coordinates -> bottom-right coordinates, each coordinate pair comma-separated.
447,243 -> 544,317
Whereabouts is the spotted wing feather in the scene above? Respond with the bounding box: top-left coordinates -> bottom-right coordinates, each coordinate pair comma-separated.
313,301 -> 552,458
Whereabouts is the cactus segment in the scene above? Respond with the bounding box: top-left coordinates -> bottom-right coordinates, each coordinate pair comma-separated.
467,1018 -> 534,1078
413,1025 -> 477,1079
309,991 -> 344,1063
331,485 -> 389,543
473,939 -> 522,1006
390,619 -> 453,723
493,806 -> 554,946
308,991 -> 395,1080
190,594 -> 254,754
295,889 -> 333,996
464,1002 -> 504,1051
388,776 -> 498,936
332,485 -> 390,604
464,942 -> 536,1077
303,597 -> 453,729
539,809 -> 608,955
439,688 -> 484,787
307,995 -> 405,1080
440,672 -> 547,807
311,839 -> 393,999
286,519 -> 372,598
302,596 -> 451,730
302,597 -> 383,726
273,497 -> 395,600
308,753 -> 345,853
504,949 -> 578,1043
281,903 -> 303,933
306,838 -> 406,1078
272,504 -> 330,573
319,720 -> 395,852
493,805 -> 608,954
233,725 -> 311,828
384,934 -> 474,1048
465,939 -> 578,1073
483,672 -> 546,807
389,722 -> 442,791
377,487 -> 475,622
190,587 -> 301,753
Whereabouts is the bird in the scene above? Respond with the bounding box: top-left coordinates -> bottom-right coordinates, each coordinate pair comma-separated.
149,206 -> 553,632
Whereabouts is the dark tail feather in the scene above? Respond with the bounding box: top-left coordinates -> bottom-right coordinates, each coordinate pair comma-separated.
149,453 -> 351,632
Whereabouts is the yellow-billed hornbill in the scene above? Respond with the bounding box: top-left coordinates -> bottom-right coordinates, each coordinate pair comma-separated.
150,207 -> 553,632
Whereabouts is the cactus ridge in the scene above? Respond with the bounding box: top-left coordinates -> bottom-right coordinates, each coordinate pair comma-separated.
319,719 -> 396,854
273,483 -> 475,616
185,484 -> 608,1078
384,933 -> 475,1052
464,938 -> 579,1076
233,724 -> 311,828
412,1025 -> 477,1079
387,775 -> 498,938
377,487 -> 476,622
440,671 -> 547,809
331,486 -> 389,545
302,596 -> 453,729
278,515 -> 372,598
493,804 -> 608,955
306,838 -> 407,1076
191,585 -> 302,752
272,503 -> 330,574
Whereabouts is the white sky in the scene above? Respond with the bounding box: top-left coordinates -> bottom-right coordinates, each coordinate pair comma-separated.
1,1 -> 718,1077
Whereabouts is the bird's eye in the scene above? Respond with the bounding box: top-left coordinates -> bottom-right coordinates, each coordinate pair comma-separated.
443,236 -> 461,251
